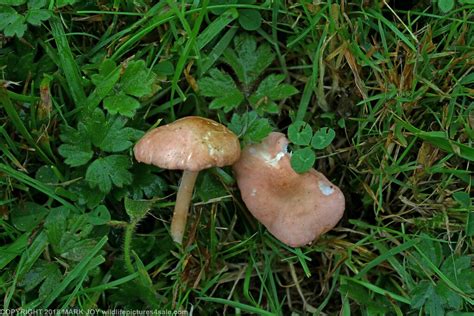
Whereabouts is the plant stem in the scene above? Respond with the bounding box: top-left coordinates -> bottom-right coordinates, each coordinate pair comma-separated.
124,220 -> 137,273
170,170 -> 199,244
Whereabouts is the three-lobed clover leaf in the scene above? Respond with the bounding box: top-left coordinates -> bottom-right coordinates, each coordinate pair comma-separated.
288,120 -> 313,146
290,148 -> 316,174
287,121 -> 336,173
311,127 -> 336,149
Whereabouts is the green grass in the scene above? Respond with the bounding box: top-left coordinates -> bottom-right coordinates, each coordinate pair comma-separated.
1,0 -> 473,314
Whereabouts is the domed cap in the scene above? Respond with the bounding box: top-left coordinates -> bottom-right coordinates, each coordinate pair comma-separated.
233,132 -> 345,247
134,116 -> 241,172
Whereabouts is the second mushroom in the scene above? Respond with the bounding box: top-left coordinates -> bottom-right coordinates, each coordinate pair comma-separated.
134,116 -> 240,244
233,132 -> 345,247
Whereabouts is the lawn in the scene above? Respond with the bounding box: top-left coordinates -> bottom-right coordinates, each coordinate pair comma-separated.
0,0 -> 473,314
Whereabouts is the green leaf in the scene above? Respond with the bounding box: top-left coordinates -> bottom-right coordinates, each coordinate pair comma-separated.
85,108 -> 143,152
38,263 -> 62,301
223,34 -> 275,87
103,93 -> 141,118
44,206 -> 70,252
25,8 -> 50,25
55,0 -> 77,7
124,197 -> 154,222
436,282 -> 463,310
0,6 -> 27,38
121,60 -> 156,97
249,74 -> 298,114
290,148 -> 315,173
238,9 -> 262,31
209,0 -> 237,15
27,0 -> 47,9
70,181 -> 107,209
85,155 -> 133,194
196,170 -> 227,202
228,111 -> 272,144
58,124 -> 94,167
438,0 -> 455,12
126,165 -> 168,199
87,205 -> 111,225
452,191 -> 471,209
198,68 -> 244,112
0,233 -> 29,269
288,121 -> 313,146
0,0 -> 26,5
311,127 -> 336,150
410,280 -> 432,309
11,202 -> 49,232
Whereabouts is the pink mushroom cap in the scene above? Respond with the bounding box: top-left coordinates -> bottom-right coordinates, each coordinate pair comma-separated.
134,116 -> 241,171
232,132 -> 345,247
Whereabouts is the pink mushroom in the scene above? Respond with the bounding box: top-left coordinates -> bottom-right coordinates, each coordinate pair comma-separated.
134,116 -> 241,244
232,132 -> 345,247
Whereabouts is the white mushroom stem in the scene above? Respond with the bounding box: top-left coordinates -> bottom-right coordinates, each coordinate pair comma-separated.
170,170 -> 199,244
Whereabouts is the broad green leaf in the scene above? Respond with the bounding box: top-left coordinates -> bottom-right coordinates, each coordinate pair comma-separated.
0,0 -> 26,5
27,0 -> 47,9
55,0 -> 78,7
435,282 -> 462,310
238,9 -> 261,31
103,93 -> 141,118
290,148 -> 315,173
0,6 -> 27,38
411,281 -> 437,310
125,197 -> 154,222
85,108 -> 143,152
198,68 -> 244,112
85,155 -> 133,193
87,205 -> 111,225
228,111 -> 272,144
91,59 -> 117,85
196,171 -> 227,202
311,127 -> 336,149
438,0 -> 455,12
11,202 -> 48,232
249,74 -> 298,114
25,9 -> 50,25
223,34 -> 275,87
38,264 -> 62,301
121,60 -> 156,97
70,181 -> 107,209
0,233 -> 29,269
44,206 -> 70,251
452,191 -> 471,209
58,124 -> 93,167
288,121 -> 313,146
126,165 -> 168,199
209,0 -> 237,15
35,165 -> 59,184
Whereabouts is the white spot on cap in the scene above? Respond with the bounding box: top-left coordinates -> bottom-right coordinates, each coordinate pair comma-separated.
319,182 -> 335,196
251,188 -> 257,196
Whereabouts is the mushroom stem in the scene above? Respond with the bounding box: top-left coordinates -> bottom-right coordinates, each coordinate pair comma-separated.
170,170 -> 199,244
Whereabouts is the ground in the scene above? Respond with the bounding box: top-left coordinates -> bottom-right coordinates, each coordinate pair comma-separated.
0,0 -> 473,314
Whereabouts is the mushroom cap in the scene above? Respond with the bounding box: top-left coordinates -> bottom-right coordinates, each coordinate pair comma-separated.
134,116 -> 241,172
232,132 -> 345,247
